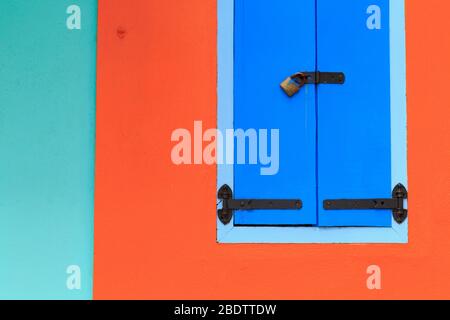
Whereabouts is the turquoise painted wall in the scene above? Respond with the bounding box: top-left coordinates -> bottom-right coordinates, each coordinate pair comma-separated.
0,0 -> 97,299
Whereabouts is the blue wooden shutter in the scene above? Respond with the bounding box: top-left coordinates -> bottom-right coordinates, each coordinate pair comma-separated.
233,0 -> 318,225
317,0 -> 393,227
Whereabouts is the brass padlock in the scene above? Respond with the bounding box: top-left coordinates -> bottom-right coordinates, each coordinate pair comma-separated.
280,73 -> 307,97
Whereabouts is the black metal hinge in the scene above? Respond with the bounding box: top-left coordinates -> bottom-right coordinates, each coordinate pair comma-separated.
217,185 -> 303,225
323,184 -> 408,224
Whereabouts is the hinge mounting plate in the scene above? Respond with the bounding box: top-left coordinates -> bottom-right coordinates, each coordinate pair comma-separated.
323,184 -> 408,224
217,185 -> 303,225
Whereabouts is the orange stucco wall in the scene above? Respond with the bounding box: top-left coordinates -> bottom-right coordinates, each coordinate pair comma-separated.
94,0 -> 450,299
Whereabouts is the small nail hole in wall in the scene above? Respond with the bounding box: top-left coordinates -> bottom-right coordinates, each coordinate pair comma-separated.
117,26 -> 127,39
